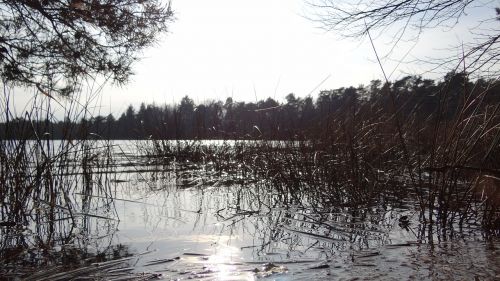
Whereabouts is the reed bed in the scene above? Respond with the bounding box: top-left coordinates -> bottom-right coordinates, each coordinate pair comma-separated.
141,76 -> 500,239
0,73 -> 497,278
0,87 -> 121,278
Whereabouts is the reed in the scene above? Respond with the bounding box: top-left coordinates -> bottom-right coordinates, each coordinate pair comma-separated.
140,75 -> 499,240
0,85 -> 120,277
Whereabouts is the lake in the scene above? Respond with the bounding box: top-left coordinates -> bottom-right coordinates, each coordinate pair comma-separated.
0,140 -> 498,280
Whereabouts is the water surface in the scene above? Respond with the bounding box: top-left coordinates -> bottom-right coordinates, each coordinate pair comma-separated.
1,140 -> 498,280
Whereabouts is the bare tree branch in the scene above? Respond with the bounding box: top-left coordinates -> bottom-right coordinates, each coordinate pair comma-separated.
306,0 -> 500,76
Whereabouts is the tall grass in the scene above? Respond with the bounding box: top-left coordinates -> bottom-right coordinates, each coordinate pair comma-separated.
0,85 -> 120,277
141,76 -> 499,240
409,77 -> 500,237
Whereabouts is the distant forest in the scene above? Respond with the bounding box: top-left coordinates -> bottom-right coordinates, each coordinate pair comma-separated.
2,72 -> 500,140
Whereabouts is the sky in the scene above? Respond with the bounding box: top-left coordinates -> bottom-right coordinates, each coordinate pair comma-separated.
10,0 -> 500,118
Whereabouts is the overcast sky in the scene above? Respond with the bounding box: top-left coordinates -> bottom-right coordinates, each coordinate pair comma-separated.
10,0 -> 499,118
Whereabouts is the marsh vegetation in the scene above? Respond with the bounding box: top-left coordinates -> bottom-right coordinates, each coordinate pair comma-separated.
0,71 -> 499,280
1,0 -> 499,279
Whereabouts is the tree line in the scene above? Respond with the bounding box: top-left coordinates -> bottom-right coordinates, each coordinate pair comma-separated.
1,72 -> 499,140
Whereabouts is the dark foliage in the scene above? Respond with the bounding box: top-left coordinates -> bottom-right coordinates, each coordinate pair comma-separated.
0,0 -> 173,95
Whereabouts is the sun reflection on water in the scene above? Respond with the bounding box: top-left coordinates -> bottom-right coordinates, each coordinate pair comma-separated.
205,238 -> 256,281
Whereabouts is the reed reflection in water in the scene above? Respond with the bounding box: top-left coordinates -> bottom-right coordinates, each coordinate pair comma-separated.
102,163 -> 414,279
0,140 -> 499,280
